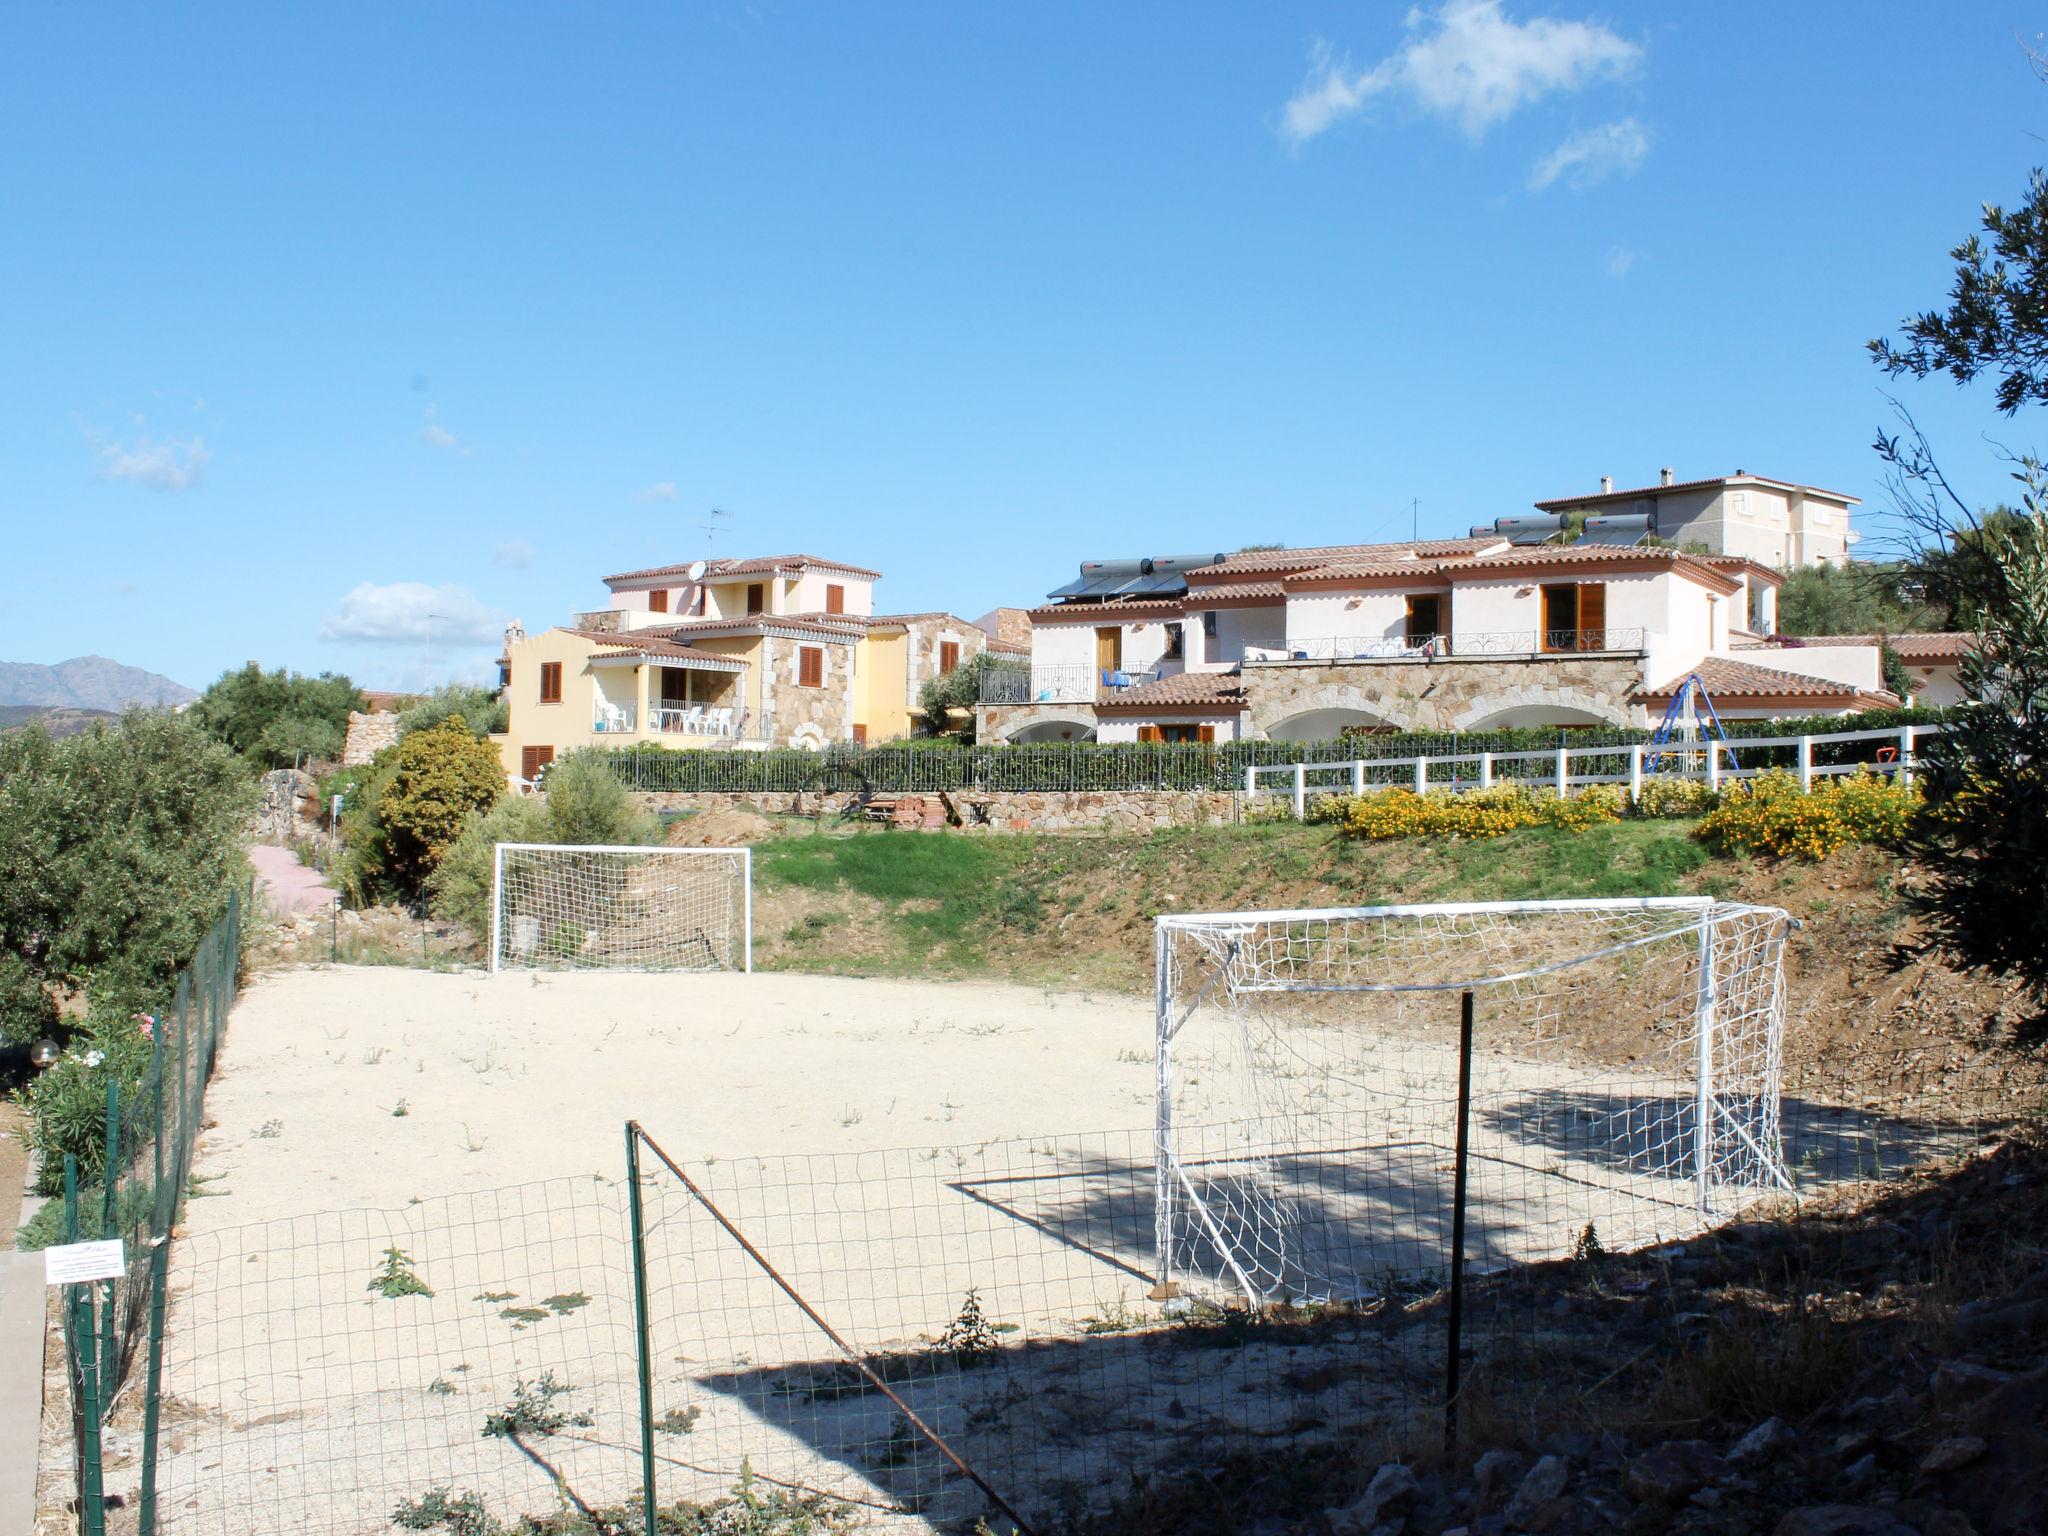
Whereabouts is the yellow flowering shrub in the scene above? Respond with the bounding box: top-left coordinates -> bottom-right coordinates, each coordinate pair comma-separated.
1694,768 -> 1919,860
1340,784 -> 1624,841
1634,776 -> 1718,819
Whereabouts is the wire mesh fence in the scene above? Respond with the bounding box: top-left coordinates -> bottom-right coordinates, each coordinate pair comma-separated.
57,890 -> 245,1536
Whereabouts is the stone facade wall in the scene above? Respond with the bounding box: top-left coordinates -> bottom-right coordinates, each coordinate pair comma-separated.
636,787 -> 1239,834
760,634 -> 857,747
975,701 -> 1100,743
1242,655 -> 1648,734
342,710 -> 402,765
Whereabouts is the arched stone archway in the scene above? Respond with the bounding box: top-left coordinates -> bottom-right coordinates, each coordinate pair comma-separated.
1263,705 -> 1408,741
1452,686 -> 1634,732
1006,717 -> 1097,743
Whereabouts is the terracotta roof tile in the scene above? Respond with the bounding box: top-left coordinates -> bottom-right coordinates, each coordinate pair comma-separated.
1191,537 -> 1505,577
1027,598 -> 1185,621
1778,632 -> 1974,661
564,629 -> 749,666
642,615 -> 865,643
604,553 -> 883,585
1093,671 -> 1247,713
1638,656 -> 1896,709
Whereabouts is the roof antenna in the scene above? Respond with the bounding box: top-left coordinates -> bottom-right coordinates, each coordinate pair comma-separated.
1411,497 -> 1421,542
700,506 -> 735,553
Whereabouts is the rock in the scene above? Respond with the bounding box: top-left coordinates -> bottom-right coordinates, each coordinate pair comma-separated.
1330,1463 -> 1420,1534
1772,1508 -> 1919,1536
1839,1454 -> 1878,1493
1544,1431 -> 1597,1461
1505,1456 -> 1569,1526
1953,1296 -> 2048,1346
1472,1450 -> 1524,1512
1625,1440 -> 1717,1506
1728,1417 -> 1796,1467
1919,1436 -> 1986,1474
1928,1360 -> 2010,1402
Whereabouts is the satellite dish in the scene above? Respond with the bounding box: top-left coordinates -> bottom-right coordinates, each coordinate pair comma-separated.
686,560 -> 707,582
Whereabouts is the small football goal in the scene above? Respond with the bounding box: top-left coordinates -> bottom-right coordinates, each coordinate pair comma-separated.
1151,897 -> 1792,1307
489,844 -> 752,974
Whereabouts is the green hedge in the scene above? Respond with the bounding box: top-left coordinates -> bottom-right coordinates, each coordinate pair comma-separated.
591,706 -> 1965,796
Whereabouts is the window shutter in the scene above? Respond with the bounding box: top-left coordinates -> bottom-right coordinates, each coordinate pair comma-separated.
1138,725 -> 1162,743
649,589 -> 669,613
825,584 -> 846,615
939,640 -> 961,675
1199,725 -> 1216,744
539,662 -> 562,703
799,647 -> 824,688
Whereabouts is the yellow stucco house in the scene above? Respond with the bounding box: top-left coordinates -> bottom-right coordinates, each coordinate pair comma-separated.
495,553 -> 1003,782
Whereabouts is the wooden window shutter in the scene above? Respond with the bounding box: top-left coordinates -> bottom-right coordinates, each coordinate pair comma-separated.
938,640 -> 961,675
799,646 -> 824,688
1199,725 -> 1216,744
539,662 -> 562,703
1138,725 -> 1162,743
649,589 -> 669,613
852,723 -> 868,745
1578,584 -> 1607,647
521,745 -> 554,779
825,584 -> 845,615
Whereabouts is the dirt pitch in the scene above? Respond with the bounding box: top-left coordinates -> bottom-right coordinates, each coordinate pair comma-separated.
149,965 -> 1729,1536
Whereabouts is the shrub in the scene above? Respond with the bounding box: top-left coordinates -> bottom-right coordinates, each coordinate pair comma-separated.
534,751 -> 661,846
1340,785 -> 1623,841
21,1005 -> 157,1195
1695,769 -> 1919,860
1632,776 -> 1719,819
373,717 -> 507,893
191,663 -> 363,767
398,685 -> 507,740
0,953 -> 57,1049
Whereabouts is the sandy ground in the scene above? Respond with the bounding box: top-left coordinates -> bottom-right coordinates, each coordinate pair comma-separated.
247,844 -> 338,918
147,966 -> 1727,1536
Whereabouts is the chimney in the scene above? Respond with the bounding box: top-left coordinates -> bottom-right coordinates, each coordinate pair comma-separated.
1660,466 -> 1675,487
1599,475 -> 1614,494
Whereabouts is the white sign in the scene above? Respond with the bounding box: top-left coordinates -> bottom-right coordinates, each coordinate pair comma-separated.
44,1239 -> 126,1286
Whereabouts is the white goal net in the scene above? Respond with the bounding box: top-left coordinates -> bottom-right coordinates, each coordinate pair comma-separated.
1153,897 -> 1791,1306
489,843 -> 752,974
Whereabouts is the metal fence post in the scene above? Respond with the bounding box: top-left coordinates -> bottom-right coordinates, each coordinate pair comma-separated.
1445,989 -> 1475,1454
136,1231 -> 170,1536
1292,763 -> 1306,821
1479,751 -> 1493,790
1707,740 -> 1723,793
1413,757 -> 1427,795
1694,911 -> 1718,1214
1628,743 -> 1644,804
1554,744 -> 1568,796
624,1124 -> 659,1536
99,1079 -> 118,1405
1899,725 -> 1915,785
1351,759 -> 1366,796
1797,734 -> 1813,792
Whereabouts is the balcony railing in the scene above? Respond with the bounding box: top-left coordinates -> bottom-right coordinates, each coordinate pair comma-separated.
979,664 -> 1158,705
649,704 -> 754,739
1241,628 -> 1647,663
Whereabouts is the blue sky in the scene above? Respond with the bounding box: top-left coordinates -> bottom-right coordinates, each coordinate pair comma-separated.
3,2 -> 2044,691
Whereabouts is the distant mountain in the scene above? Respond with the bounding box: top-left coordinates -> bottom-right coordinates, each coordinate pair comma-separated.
0,656 -> 197,712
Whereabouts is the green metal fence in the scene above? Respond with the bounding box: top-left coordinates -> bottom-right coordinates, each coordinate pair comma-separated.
58,889 -> 244,1536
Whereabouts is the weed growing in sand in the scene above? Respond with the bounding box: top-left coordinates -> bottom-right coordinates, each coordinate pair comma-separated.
482,1373 -> 592,1439
872,1421 -> 917,1469
1573,1221 -> 1609,1292
249,1119 -> 283,1140
391,1098 -> 410,1117
654,1405 -> 702,1435
391,1487 -> 492,1533
427,1378 -> 458,1397
369,1247 -> 434,1299
473,1289 -> 517,1304
394,1469 -> 855,1535
838,1104 -> 864,1127
1080,1294 -> 1147,1334
935,1289 -> 999,1367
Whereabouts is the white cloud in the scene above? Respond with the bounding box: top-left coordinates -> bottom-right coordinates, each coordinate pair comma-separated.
1528,117 -> 1650,191
635,481 -> 680,502
1605,244 -> 1638,278
492,538 -> 535,569
420,404 -> 464,452
319,582 -> 503,645
1281,1 -> 1641,144
94,430 -> 211,492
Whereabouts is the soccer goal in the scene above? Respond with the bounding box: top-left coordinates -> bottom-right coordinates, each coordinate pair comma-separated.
1151,897 -> 1792,1307
489,844 -> 752,974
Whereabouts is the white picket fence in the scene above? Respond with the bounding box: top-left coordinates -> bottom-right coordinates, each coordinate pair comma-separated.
1245,724 -> 1949,820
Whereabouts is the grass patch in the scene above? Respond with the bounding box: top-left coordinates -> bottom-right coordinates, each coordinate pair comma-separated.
753,819 -> 1727,989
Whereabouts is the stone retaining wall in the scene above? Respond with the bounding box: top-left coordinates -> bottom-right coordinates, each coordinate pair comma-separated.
342,709 -> 402,765
636,788 -> 1241,834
